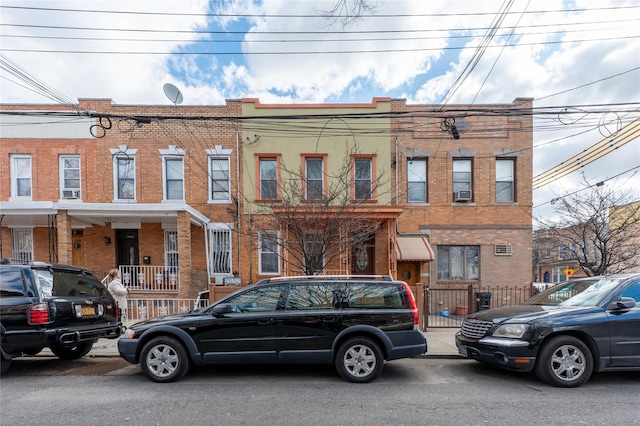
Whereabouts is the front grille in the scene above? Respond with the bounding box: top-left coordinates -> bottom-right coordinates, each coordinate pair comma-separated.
461,319 -> 493,339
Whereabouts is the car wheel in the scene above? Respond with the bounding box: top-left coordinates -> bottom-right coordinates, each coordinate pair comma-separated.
535,335 -> 593,388
1,353 -> 11,375
50,342 -> 94,360
140,336 -> 190,383
335,337 -> 384,383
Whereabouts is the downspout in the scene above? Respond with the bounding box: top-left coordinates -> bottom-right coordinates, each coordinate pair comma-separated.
236,127 -> 241,278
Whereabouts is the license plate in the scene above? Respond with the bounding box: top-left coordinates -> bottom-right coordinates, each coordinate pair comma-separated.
81,306 -> 96,316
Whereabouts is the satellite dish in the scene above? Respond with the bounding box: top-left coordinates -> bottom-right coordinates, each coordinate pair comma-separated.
163,83 -> 184,105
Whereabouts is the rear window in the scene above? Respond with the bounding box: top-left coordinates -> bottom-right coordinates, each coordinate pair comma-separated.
0,268 -> 26,297
342,283 -> 405,308
35,269 -> 108,298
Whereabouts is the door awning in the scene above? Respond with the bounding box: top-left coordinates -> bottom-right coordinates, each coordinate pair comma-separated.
396,236 -> 435,262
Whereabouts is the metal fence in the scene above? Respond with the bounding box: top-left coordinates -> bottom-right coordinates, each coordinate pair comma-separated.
425,284 -> 535,328
122,298 -> 197,325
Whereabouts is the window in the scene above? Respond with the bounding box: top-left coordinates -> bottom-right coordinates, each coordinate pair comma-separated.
11,154 -> 32,198
259,157 -> 278,200
354,157 -> 372,200
452,159 -> 472,199
164,230 -> 179,272
304,231 -> 325,273
286,284 -> 336,310
226,285 -> 283,313
110,147 -> 137,201
259,231 -> 280,275
437,246 -> 479,281
11,228 -> 34,262
558,245 -> 565,260
407,158 -> 427,202
210,157 -> 230,202
164,157 -> 184,200
60,155 -> 81,199
305,157 -> 324,200
208,226 -> 232,275
496,159 -> 514,202
552,267 -> 568,283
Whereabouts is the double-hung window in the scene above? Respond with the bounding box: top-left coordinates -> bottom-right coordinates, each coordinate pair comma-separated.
407,158 -> 427,202
11,154 -> 32,198
60,155 -> 81,199
110,147 -> 137,201
437,245 -> 479,281
305,156 -> 324,200
206,146 -> 232,203
259,231 -> 280,275
11,228 -> 34,262
353,157 -> 373,200
452,159 -> 472,201
496,159 -> 514,202
164,157 -> 184,201
259,157 -> 278,200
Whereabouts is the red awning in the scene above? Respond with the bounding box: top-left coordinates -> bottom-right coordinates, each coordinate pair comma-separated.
395,236 -> 435,262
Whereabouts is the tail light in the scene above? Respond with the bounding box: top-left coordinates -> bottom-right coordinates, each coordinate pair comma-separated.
28,302 -> 50,324
402,282 -> 419,325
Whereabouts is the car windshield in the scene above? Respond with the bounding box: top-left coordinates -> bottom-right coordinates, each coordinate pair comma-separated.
559,277 -> 625,307
36,269 -> 108,298
525,280 -> 600,305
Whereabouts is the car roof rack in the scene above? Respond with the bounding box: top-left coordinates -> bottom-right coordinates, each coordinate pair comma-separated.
259,275 -> 394,283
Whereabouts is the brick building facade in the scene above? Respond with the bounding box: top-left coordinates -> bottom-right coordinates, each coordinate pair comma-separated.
1,97 -> 533,302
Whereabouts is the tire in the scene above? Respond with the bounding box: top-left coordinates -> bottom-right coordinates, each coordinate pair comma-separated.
1,353 -> 11,375
335,337 -> 384,383
534,335 -> 593,388
50,342 -> 94,360
140,336 -> 190,383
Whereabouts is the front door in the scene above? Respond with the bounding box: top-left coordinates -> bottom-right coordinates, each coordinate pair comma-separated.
351,238 -> 375,275
71,232 -> 84,267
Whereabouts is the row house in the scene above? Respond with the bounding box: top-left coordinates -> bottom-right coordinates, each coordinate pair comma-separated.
0,97 -> 533,312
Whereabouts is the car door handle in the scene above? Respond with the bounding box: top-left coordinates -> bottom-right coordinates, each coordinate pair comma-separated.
258,319 -> 273,325
322,315 -> 339,323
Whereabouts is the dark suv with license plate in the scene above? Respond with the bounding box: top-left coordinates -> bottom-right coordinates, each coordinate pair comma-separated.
119,275 -> 427,383
1,260 -> 122,374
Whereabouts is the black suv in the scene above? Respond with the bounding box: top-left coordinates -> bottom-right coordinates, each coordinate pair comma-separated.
119,275 -> 427,383
1,260 -> 122,374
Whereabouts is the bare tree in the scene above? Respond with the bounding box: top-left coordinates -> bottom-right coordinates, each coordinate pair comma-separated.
316,0 -> 384,28
537,177 -> 640,276
254,145 -> 392,276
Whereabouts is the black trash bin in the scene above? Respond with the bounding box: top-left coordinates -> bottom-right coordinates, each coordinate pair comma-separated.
476,292 -> 492,311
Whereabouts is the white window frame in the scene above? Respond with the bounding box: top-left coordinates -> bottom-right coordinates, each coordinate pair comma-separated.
11,228 -> 34,262
496,158 -> 515,202
10,154 -> 32,199
354,157 -> 372,200
110,147 -> 137,202
453,159 -> 472,197
552,267 -> 568,283
59,155 -> 81,200
164,229 -> 179,271
407,158 -> 427,203
259,230 -> 280,275
206,146 -> 232,203
163,157 -> 184,201
305,157 -> 324,200
208,224 -> 233,276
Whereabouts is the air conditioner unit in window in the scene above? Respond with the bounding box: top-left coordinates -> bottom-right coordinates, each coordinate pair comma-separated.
62,190 -> 81,199
454,190 -> 472,202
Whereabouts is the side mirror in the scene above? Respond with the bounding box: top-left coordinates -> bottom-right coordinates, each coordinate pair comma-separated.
607,297 -> 636,311
212,303 -> 232,316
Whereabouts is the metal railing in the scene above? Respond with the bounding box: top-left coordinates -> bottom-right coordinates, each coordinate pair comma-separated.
122,297 -> 198,325
119,265 -> 180,293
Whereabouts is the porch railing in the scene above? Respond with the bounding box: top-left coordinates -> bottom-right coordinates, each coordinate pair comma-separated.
123,297 -> 197,325
119,265 -> 180,293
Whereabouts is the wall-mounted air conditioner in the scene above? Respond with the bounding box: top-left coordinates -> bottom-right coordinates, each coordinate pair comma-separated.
62,190 -> 81,199
454,190 -> 472,202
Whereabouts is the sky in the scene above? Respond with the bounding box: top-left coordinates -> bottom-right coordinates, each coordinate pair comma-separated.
1,0 -> 639,225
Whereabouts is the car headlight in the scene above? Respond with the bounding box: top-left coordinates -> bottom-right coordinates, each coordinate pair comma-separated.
123,328 -> 137,339
492,323 -> 529,338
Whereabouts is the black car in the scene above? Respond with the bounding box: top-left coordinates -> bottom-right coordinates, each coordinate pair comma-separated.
119,275 -> 427,383
1,260 -> 122,374
455,274 -> 640,387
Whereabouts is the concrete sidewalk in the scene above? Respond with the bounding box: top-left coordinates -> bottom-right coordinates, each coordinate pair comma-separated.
42,328 -> 462,359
